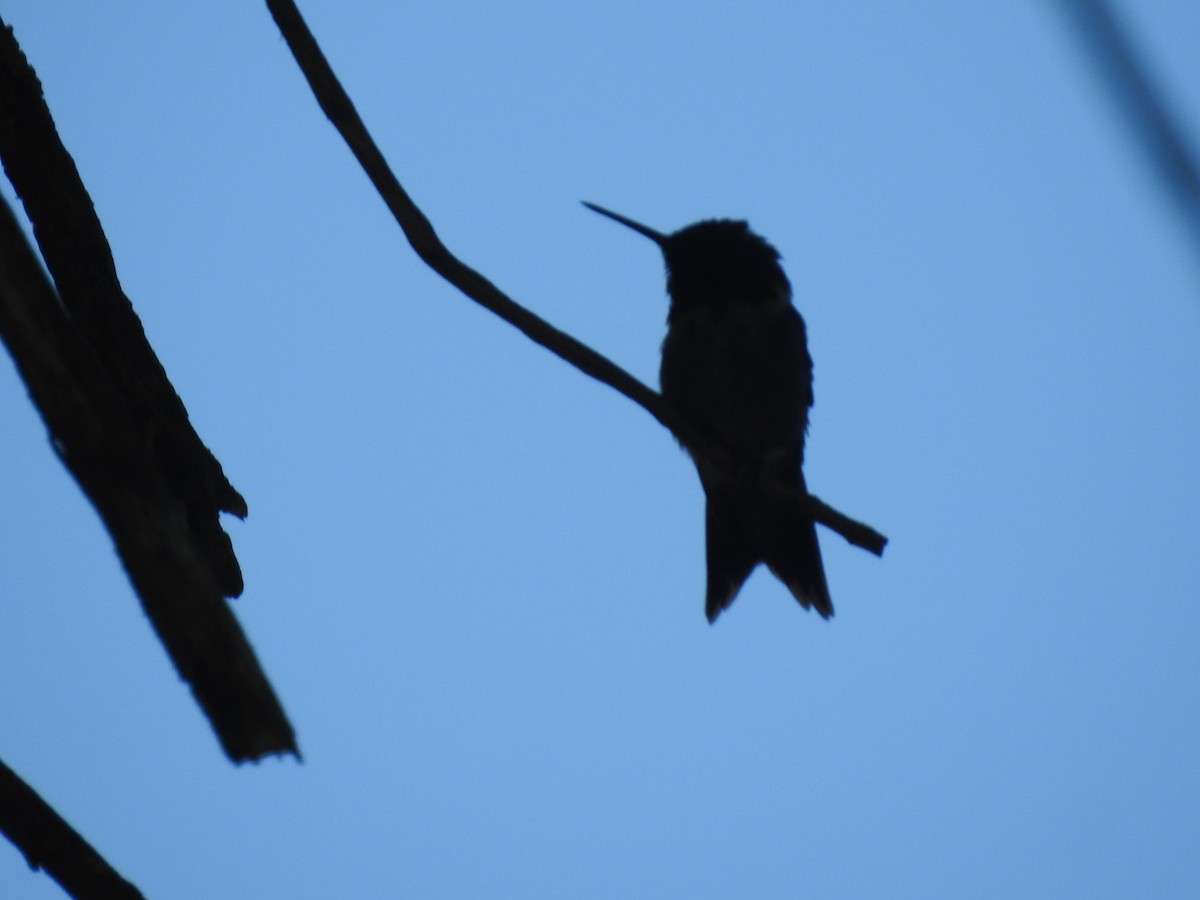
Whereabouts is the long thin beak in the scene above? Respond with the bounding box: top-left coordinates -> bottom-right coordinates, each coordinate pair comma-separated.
581,202 -> 666,245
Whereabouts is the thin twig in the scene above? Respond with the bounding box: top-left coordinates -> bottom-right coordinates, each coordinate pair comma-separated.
264,0 -> 887,556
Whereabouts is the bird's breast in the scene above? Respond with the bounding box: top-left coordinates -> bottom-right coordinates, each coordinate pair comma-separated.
659,300 -> 812,472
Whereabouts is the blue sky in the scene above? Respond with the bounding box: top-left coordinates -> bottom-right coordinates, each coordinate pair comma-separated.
2,2 -> 1199,897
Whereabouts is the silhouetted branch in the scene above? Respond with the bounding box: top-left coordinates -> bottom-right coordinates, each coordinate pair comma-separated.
0,20 -> 296,762
0,194 -> 297,762
0,19 -> 246,593
264,0 -> 887,557
0,756 -> 144,900
1057,0 -> 1200,263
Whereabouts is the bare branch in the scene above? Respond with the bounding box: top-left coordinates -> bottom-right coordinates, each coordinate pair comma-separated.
0,756 -> 145,900
1057,0 -> 1200,265
0,20 -> 297,762
264,0 -> 887,556
0,194 -> 297,762
0,18 -> 246,592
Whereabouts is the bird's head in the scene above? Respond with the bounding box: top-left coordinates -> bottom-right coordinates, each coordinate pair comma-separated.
583,202 -> 790,314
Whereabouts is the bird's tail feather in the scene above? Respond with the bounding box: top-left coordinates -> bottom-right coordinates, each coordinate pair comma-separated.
704,495 -> 759,622
702,473 -> 833,622
764,505 -> 833,620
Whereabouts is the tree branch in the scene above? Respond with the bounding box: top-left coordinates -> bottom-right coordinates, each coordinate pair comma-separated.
0,194 -> 297,762
0,19 -> 246,594
265,0 -> 887,556
0,20 -> 297,762
1057,0 -> 1200,266
0,756 -> 145,900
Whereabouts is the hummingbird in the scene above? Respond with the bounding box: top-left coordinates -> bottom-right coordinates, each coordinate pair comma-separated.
584,202 -> 831,623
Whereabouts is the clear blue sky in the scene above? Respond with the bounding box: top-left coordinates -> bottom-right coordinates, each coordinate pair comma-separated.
3,3 -> 1199,897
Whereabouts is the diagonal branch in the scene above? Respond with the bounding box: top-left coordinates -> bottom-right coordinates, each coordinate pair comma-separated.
0,19 -> 296,762
0,756 -> 145,900
0,195 -> 297,763
0,18 -> 246,595
1056,0 -> 1200,266
264,0 -> 887,557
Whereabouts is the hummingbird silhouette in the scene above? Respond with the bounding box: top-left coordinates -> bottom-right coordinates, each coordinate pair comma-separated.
584,202 -> 831,623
